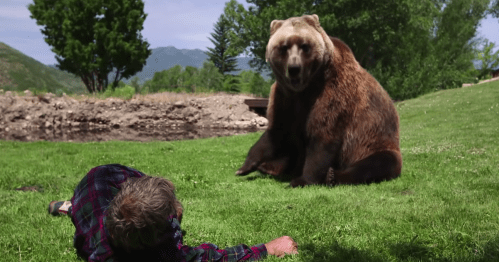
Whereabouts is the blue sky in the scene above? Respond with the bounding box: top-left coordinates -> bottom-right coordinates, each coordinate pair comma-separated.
1,0 -> 498,66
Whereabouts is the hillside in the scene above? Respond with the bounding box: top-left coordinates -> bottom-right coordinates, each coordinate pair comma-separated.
0,42 -> 86,94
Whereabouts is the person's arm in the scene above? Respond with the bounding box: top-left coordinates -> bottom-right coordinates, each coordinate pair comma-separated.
264,236 -> 298,258
180,236 -> 298,261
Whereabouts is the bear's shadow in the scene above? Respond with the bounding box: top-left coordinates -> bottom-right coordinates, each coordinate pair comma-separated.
300,236 -> 499,261
388,235 -> 499,262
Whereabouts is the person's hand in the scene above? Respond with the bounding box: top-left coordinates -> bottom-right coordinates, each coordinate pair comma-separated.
264,236 -> 298,257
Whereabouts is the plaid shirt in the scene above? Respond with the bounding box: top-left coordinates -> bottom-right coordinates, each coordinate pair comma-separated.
70,164 -> 267,262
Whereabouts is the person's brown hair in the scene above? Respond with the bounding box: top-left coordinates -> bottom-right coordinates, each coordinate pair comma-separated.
105,176 -> 183,252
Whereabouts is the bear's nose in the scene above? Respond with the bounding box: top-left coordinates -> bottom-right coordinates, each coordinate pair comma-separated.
288,65 -> 301,77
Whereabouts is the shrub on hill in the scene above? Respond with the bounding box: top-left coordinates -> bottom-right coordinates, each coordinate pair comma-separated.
103,85 -> 136,100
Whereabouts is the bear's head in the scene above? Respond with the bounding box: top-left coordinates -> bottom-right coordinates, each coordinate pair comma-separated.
266,14 -> 334,92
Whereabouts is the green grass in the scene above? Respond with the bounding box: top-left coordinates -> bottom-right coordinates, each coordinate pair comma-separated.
1,81 -> 499,261
0,42 -> 86,94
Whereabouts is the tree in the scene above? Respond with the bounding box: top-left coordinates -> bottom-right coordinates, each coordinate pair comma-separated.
249,72 -> 270,97
206,14 -> 239,75
490,0 -> 499,17
223,75 -> 241,93
475,40 -> 499,79
377,0 -> 490,98
29,0 -> 151,93
149,65 -> 183,93
198,61 -> 224,91
238,70 -> 254,93
130,76 -> 141,93
181,66 -> 199,92
238,70 -> 270,97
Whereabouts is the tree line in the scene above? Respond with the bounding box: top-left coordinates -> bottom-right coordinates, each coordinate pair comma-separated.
221,0 -> 499,100
129,62 -> 271,97
29,0 -> 499,100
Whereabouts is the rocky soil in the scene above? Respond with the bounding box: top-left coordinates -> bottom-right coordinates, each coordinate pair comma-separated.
0,90 -> 268,142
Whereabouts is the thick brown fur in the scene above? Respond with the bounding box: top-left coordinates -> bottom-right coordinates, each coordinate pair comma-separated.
236,14 -> 402,187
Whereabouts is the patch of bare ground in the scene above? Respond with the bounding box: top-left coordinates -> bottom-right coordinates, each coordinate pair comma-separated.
462,76 -> 499,87
0,90 -> 268,142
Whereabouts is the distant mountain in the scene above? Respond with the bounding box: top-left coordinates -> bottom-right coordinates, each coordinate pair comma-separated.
123,46 -> 271,84
0,42 -> 86,93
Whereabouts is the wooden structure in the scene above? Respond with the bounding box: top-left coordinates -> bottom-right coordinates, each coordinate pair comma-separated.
492,68 -> 499,78
244,98 -> 269,117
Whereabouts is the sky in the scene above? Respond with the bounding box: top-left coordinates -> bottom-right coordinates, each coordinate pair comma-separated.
1,0 -> 498,66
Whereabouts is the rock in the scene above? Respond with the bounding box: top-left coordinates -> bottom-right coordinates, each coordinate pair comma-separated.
45,93 -> 56,99
54,102 -> 65,110
240,112 -> 254,121
255,116 -> 268,127
234,120 -> 252,129
181,107 -> 197,118
229,114 -> 239,121
24,90 -> 33,96
174,101 -> 186,108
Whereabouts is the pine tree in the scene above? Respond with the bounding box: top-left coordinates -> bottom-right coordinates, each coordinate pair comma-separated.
206,15 -> 239,75
223,75 -> 241,93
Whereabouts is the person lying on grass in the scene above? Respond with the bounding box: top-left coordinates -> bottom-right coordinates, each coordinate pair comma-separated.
48,164 -> 298,262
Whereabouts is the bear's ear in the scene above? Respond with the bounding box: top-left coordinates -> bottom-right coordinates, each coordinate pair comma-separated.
270,20 -> 284,36
302,14 -> 320,28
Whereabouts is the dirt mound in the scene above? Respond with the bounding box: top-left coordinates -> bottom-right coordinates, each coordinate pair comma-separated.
0,90 -> 268,142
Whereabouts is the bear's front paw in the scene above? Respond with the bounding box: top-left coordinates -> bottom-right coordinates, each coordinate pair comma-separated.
235,168 -> 249,176
235,162 -> 257,176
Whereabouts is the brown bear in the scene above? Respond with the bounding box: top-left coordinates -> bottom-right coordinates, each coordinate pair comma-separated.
236,14 -> 402,187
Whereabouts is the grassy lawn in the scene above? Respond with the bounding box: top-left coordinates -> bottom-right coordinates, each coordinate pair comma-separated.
1,81 -> 498,261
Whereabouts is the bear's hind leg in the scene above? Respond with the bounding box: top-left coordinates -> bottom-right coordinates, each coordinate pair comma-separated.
332,150 -> 402,185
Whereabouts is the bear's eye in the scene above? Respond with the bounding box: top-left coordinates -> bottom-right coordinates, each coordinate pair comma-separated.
279,46 -> 288,56
301,44 -> 310,53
